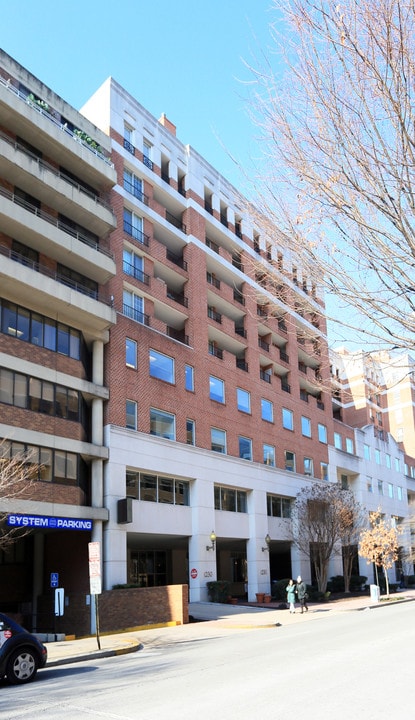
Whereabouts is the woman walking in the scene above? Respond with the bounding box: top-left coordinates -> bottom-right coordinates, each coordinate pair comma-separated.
286,579 -> 296,613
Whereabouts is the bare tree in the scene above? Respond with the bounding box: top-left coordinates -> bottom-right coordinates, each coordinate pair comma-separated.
0,439 -> 39,550
291,483 -> 366,592
247,0 -> 415,356
359,509 -> 400,597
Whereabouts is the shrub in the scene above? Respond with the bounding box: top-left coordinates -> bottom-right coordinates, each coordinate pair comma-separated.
328,575 -> 345,592
271,579 -> 292,601
206,581 -> 230,603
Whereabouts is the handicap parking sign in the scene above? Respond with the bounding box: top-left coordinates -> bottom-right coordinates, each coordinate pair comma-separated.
50,572 -> 59,588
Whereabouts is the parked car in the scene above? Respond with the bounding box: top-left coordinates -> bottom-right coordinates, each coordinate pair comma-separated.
0,613 -> 47,684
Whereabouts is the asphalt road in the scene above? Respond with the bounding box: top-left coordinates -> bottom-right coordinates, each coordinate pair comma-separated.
1,602 -> 413,719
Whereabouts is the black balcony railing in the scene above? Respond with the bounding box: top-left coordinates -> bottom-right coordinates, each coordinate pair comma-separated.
208,307 -> 222,323
258,337 -> 270,352
280,350 -> 289,363
206,238 -> 220,254
298,362 -> 307,374
167,289 -> 188,307
166,249 -> 188,271
142,155 -> 154,171
207,272 -> 220,289
317,400 -> 325,410
204,201 -> 213,215
260,370 -> 272,384
300,390 -> 309,402
166,326 -> 189,345
123,262 -> 150,285
278,319 -> 288,332
281,380 -> 291,393
123,138 -> 135,155
236,358 -> 248,372
123,304 -> 150,326
235,325 -> 247,338
123,179 -> 149,205
233,290 -> 245,306
165,210 -> 186,233
208,343 -> 223,359
257,305 -> 267,318
123,219 -> 150,247
232,257 -> 244,272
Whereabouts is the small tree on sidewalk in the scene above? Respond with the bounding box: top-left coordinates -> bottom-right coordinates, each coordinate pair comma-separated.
0,439 -> 39,550
292,483 -> 366,593
359,510 -> 400,597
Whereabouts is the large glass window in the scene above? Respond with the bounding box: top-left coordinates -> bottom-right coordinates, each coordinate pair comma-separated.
320,462 -> 329,481
123,208 -> 144,243
123,169 -> 143,200
209,376 -> 224,403
364,444 -> 371,460
285,450 -> 296,472
346,437 -> 354,454
282,408 -> 294,431
263,444 -> 275,466
214,486 -> 247,513
185,364 -> 194,391
186,419 -> 195,445
301,416 -> 311,437
126,400 -> 137,430
375,449 -> 381,464
334,432 -> 342,450
267,495 -> 291,519
304,457 -> 314,476
126,471 -> 190,506
261,398 -> 273,422
123,290 -> 145,324
123,249 -> 145,282
237,388 -> 251,413
126,338 -> 137,369
149,349 -> 174,383
318,423 -> 327,443
211,428 -> 226,453
239,436 -> 252,460
150,408 -> 175,440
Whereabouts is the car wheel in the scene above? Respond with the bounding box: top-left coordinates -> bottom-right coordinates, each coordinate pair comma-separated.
6,648 -> 38,684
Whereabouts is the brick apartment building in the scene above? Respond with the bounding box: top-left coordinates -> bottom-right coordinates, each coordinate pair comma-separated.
0,51 -> 413,632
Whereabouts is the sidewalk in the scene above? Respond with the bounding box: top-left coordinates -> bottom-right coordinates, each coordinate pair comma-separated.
45,588 -> 415,667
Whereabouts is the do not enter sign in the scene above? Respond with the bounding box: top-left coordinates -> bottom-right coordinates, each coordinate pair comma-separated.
190,568 -> 198,579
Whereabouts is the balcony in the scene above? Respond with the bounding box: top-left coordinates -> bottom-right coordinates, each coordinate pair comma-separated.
122,304 -> 150,326
260,370 -> 272,384
207,272 -> 221,290
142,155 -> 154,171
232,256 -> 244,272
258,337 -> 270,352
233,290 -> 245,306
206,237 -> 220,254
235,325 -> 247,338
165,209 -> 186,234
123,177 -> 149,205
208,342 -> 223,359
204,201 -> 213,215
166,248 -> 187,271
123,261 -> 150,286
123,219 -> 150,247
123,138 -> 135,155
280,349 -> 289,363
166,326 -> 189,345
300,390 -> 309,402
281,379 -> 291,393
208,307 -> 222,323
236,358 -> 249,372
167,289 -> 188,307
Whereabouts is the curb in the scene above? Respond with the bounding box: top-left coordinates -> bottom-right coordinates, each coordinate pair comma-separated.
47,639 -> 142,667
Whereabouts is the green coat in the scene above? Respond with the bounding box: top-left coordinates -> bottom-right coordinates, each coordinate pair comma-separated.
286,583 -> 296,602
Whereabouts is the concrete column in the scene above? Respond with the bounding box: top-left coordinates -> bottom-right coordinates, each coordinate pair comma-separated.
91,398 -> 103,446
32,533 -> 44,632
246,489 -> 271,600
92,340 -> 104,385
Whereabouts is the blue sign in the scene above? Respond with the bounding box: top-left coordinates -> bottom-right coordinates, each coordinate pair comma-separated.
6,514 -> 93,531
50,572 -> 59,588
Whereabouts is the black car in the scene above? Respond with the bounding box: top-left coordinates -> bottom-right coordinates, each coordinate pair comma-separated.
0,613 -> 47,684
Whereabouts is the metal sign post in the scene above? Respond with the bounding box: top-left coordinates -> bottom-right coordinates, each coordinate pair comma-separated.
88,542 -> 102,650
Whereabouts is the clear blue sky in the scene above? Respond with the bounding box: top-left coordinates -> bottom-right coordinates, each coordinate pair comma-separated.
2,0 -> 277,191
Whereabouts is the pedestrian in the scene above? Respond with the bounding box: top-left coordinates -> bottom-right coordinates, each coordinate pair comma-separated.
296,575 -> 308,613
286,579 -> 296,613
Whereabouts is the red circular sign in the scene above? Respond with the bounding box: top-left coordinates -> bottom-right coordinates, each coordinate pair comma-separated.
3,630 -> 12,639
190,568 -> 198,579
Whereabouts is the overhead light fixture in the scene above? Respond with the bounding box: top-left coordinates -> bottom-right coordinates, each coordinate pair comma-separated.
262,533 -> 271,552
206,530 -> 216,551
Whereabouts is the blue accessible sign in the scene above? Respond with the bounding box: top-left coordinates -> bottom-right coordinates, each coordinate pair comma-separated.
50,572 -> 59,588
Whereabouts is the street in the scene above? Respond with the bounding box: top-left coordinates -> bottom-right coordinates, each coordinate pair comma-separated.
1,602 -> 413,719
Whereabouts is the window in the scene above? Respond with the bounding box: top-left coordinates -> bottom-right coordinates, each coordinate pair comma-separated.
378,480 -> 384,495
123,249 -> 146,283
126,400 -> 137,430
301,416 -> 311,437
123,290 -> 145,324
123,169 -> 143,200
263,444 -> 275,466
237,388 -> 251,413
126,471 -> 190,506
282,408 -> 294,431
320,462 -> 329,481
318,423 -> 327,443
186,419 -> 195,445
388,483 -> 394,498
385,453 -> 391,469
341,474 -> 348,489
126,338 -> 137,369
375,449 -> 381,465
397,486 -> 403,501
267,495 -> 291,518
395,457 -> 400,472
149,349 -> 174,384
261,398 -> 273,422
150,408 -> 175,440
367,477 -> 373,493
364,444 -> 370,461
239,436 -> 252,461
209,376 -> 224,403
285,451 -> 296,472
334,432 -> 342,450
143,140 -> 153,169
214,486 -> 247,513
185,364 -> 194,392
123,123 -> 134,153
211,428 -> 226,454
346,438 -> 354,454
123,208 -> 144,243
304,457 -> 313,476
